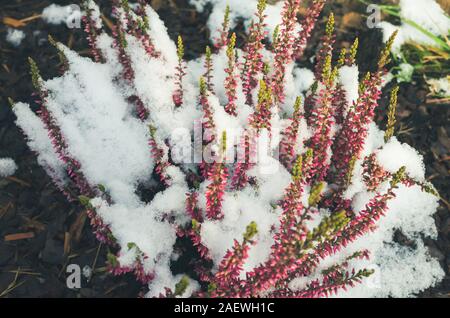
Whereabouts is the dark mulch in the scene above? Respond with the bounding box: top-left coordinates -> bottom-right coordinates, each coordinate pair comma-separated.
0,0 -> 448,298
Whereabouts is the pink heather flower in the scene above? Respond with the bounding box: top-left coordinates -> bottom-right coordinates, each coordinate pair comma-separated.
297,169 -> 407,282
303,84 -> 318,125
186,191 -> 203,222
204,222 -> 258,297
249,80 -> 273,132
211,156 -> 313,298
314,13 -> 335,81
199,78 -> 217,179
331,32 -> 397,187
270,0 -> 301,104
205,131 -> 228,220
214,5 -> 230,48
224,33 -> 239,116
212,166 -> 404,298
82,2 -> 104,63
331,72 -> 384,186
112,26 -> 135,82
293,0 -> 326,59
224,169 -> 404,298
231,131 -> 257,190
128,95 -> 149,120
29,61 -> 95,198
289,268 -> 373,298
362,153 -> 390,191
131,1 -> 159,58
148,126 -> 171,186
277,165 -> 307,245
199,78 -> 215,131
279,96 -> 302,170
183,192 -> 211,259
334,175 -> 401,242
181,226 -> 211,260
86,207 -> 117,246
204,46 -> 215,92
332,84 -> 348,125
108,252 -> 154,285
174,36 -> 186,107
308,77 -> 336,182
212,239 -> 252,290
110,3 -> 137,83
242,1 -> 268,106
205,162 -> 228,220
271,250 -> 371,297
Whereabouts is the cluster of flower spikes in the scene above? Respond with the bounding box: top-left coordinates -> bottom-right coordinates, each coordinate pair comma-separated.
171,0 -> 435,298
14,0 -> 162,284
11,0 -> 440,297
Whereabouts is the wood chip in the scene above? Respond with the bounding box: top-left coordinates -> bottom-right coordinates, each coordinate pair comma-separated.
342,12 -> 363,29
3,15 -> 41,28
0,202 -> 14,219
6,176 -> 31,187
69,210 -> 87,243
437,0 -> 450,13
101,14 -> 115,32
64,232 -> 71,255
3,17 -> 26,28
4,232 -> 35,242
21,216 -> 46,232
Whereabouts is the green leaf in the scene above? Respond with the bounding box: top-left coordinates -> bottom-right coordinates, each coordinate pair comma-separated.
107,252 -> 118,267
174,275 -> 190,296
127,242 -> 137,250
78,195 -> 91,207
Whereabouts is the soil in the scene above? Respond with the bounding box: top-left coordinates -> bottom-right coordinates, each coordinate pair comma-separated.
0,0 -> 448,298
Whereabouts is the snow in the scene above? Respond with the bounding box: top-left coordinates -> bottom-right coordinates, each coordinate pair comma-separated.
13,103 -> 67,187
189,0 -> 284,43
377,137 -> 426,181
321,179 -> 442,298
45,47 -> 154,205
293,67 -> 315,93
6,28 -> 25,47
396,63 -> 414,83
334,183 -> 442,297
339,65 -> 360,108
85,0 -> 102,29
0,158 -> 17,177
92,198 -> 178,269
42,4 -> 82,26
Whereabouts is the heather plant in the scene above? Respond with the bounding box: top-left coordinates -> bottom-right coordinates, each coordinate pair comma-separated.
10,0 -> 444,297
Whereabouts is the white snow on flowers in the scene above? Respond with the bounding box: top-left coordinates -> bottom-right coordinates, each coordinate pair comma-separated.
13,4 -> 444,297
0,158 -> 17,177
380,0 -> 450,53
190,0 -> 285,43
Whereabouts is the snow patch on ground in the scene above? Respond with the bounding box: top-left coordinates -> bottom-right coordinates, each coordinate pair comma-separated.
6,28 -> 25,47
42,4 -> 82,26
0,158 -> 17,177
